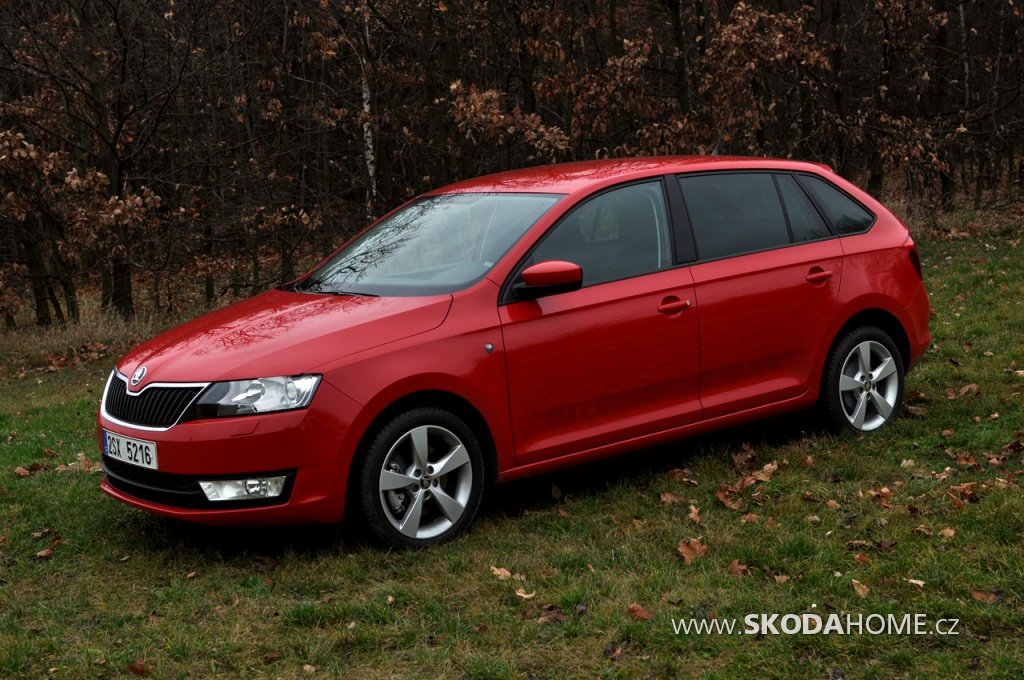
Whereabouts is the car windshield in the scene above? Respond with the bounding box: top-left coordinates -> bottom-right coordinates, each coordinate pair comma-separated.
298,193 -> 562,296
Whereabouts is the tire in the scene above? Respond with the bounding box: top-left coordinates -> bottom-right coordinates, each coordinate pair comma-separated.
357,407 -> 484,549
822,327 -> 905,433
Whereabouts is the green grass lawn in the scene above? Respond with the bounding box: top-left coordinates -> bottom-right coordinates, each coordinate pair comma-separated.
2,215 -> 1023,679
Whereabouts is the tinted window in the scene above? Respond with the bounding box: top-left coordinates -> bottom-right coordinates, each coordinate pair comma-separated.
775,174 -> 832,242
679,173 -> 789,260
530,181 -> 671,286
797,175 -> 875,234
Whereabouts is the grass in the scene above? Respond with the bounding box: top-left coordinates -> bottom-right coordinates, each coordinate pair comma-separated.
1,208 -> 1023,678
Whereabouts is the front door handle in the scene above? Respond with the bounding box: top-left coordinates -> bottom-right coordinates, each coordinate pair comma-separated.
805,269 -> 834,284
657,297 -> 692,315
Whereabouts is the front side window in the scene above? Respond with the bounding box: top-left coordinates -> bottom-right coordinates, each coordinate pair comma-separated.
300,193 -> 562,296
528,181 -> 672,286
679,173 -> 789,260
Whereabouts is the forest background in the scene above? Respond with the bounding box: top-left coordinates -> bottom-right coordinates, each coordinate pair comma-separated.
1,0 -> 1022,330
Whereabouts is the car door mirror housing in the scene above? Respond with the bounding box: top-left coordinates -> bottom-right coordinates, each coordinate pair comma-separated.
515,260 -> 583,300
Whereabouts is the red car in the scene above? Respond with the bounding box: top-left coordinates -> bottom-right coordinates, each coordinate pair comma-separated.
98,157 -> 930,547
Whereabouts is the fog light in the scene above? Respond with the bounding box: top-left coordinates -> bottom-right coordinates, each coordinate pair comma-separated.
199,476 -> 286,501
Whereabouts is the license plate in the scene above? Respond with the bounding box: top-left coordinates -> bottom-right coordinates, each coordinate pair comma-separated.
103,430 -> 158,470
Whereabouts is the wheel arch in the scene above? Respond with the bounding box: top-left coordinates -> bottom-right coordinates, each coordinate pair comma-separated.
345,390 -> 499,515
827,308 -> 911,372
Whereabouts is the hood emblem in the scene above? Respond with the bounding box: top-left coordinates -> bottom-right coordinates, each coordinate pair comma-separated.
130,366 -> 148,386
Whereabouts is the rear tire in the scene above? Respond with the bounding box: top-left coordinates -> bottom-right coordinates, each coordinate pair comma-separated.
822,327 -> 905,433
357,407 -> 484,549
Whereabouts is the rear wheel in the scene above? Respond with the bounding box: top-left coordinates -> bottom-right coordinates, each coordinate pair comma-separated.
823,327 -> 904,433
357,408 -> 484,549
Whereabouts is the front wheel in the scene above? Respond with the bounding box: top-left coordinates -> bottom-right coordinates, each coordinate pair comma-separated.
357,408 -> 484,549
822,327 -> 905,433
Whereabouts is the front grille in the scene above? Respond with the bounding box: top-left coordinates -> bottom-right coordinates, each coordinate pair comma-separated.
104,375 -> 204,428
103,458 -> 296,509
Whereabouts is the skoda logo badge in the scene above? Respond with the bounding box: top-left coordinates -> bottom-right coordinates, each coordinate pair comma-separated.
131,366 -> 147,386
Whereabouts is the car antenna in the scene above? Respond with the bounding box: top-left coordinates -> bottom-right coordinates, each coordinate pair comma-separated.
710,118 -> 728,156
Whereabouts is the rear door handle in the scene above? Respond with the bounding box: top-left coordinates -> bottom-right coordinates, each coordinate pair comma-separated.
657,297 -> 692,315
805,269 -> 833,284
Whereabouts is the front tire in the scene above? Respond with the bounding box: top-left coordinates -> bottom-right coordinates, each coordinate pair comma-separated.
357,408 -> 484,549
823,327 -> 905,433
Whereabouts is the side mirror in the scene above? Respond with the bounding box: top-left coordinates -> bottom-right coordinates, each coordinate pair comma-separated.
514,260 -> 583,300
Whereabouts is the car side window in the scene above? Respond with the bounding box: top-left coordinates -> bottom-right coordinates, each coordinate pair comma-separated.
678,173 -> 789,260
796,174 -> 876,234
775,174 -> 832,243
529,181 -> 672,286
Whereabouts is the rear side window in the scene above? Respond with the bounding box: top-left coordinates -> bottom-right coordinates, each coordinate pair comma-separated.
797,174 -> 875,234
775,174 -> 832,243
678,173 -> 789,260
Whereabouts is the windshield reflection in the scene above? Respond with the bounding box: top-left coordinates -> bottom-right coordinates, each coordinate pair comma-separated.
302,193 -> 562,296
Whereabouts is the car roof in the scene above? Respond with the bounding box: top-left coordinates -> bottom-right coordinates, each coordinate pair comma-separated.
430,156 -> 835,195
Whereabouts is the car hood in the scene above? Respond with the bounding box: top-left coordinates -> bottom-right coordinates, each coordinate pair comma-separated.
117,289 -> 452,388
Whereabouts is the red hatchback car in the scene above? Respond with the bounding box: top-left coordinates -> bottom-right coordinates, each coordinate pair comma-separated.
98,157 -> 930,547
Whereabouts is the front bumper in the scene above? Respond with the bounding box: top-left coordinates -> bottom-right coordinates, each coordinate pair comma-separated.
96,380 -> 362,526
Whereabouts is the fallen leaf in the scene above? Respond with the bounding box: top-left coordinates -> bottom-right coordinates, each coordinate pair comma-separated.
959,383 -> 979,397
802,491 -> 822,503
773,574 -> 789,584
660,492 -> 687,505
35,537 -> 60,559
677,538 -> 708,565
971,589 -> 1003,604
912,525 -> 933,536
984,453 -> 1006,468
739,513 -> 760,524
854,553 -> 871,566
846,539 -> 895,552
900,459 -> 916,468
852,579 -> 870,598
303,664 -> 317,673
14,467 -> 31,477
939,526 -> 956,539
185,571 -> 197,579
905,405 -> 927,418
949,482 -> 980,503
714,484 -> 746,511
686,504 -> 702,525
628,603 -> 655,620
491,566 -> 512,580
515,588 -> 535,600
941,429 -> 955,438
126,659 -> 151,676
557,508 -> 570,517
732,443 -> 757,471
765,516 -> 781,528
806,515 -> 821,524
665,468 -> 698,485
826,499 -> 842,509
799,455 -> 815,469
904,578 -> 925,587
0,535 -> 5,546
538,605 -> 568,624
751,461 -> 779,482
727,559 -> 748,576
868,486 -> 893,500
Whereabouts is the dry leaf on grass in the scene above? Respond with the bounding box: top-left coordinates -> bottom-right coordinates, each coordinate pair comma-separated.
727,559 -> 748,576
660,491 -> 687,505
852,579 -> 871,598
686,505 -> 702,525
677,538 -> 708,565
971,589 -> 1003,604
628,603 -> 655,621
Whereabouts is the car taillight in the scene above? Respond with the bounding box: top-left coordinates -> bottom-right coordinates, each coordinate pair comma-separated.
904,238 -> 923,279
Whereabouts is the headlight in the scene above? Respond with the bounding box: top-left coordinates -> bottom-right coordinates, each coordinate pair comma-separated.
195,375 -> 321,418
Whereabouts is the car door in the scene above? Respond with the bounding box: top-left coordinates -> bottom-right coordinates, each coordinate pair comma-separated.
679,172 -> 844,419
499,180 -> 702,465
